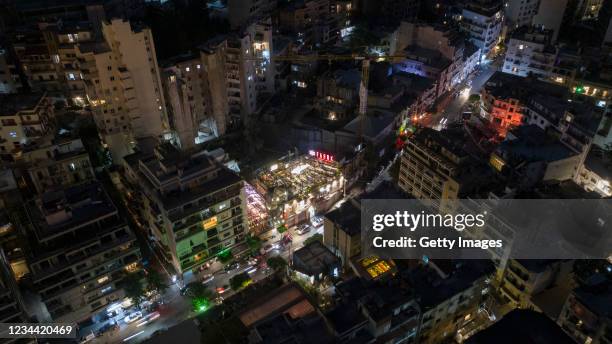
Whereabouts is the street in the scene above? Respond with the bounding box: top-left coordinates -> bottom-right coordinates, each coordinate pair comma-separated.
429,57 -> 501,129
87,220 -> 325,344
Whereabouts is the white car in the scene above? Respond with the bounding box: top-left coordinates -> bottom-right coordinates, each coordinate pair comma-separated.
296,224 -> 311,235
201,274 -> 214,284
124,311 -> 143,324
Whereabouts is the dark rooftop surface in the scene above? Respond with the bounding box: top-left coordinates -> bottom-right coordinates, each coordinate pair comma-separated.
466,309 -> 575,344
573,278 -> 612,318
292,240 -> 339,277
325,200 -> 361,236
401,259 -> 494,309
77,41 -> 111,54
499,125 -> 575,163
0,93 -> 44,116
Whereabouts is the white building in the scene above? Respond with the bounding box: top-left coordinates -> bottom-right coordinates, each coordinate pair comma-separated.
502,27 -> 556,78
459,0 -> 504,61
76,19 -> 168,160
504,0 -> 539,29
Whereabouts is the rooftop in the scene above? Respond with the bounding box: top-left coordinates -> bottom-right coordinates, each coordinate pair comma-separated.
28,181 -> 117,242
0,93 -> 45,116
573,278 -> 612,318
292,240 -> 340,277
401,259 -> 494,309
324,199 -> 361,236
483,72 -> 568,101
466,309 -> 575,344
403,45 -> 452,70
498,125 -> 576,164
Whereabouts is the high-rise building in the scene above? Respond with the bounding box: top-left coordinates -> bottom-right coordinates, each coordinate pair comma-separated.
398,127 -> 490,211
532,0 -> 570,42
459,0 -> 504,61
123,143 -> 247,279
76,19 -> 168,159
24,181 -> 143,323
504,0 -> 540,29
227,0 -> 276,29
39,21 -> 96,106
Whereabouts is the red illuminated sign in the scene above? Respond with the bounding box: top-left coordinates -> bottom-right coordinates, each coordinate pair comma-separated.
309,150 -> 334,162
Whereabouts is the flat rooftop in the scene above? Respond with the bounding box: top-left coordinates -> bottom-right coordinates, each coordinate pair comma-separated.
0,93 -> 44,116
293,240 -> 339,276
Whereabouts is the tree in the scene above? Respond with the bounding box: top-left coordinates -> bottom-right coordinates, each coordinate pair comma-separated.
229,272 -> 252,291
246,234 -> 262,255
146,270 -> 168,295
277,225 -> 287,234
267,257 -> 287,272
303,233 -> 323,246
123,272 -> 146,307
187,282 -> 214,312
217,248 -> 233,264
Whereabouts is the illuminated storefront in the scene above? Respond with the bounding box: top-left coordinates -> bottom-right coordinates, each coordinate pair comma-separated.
254,152 -> 345,228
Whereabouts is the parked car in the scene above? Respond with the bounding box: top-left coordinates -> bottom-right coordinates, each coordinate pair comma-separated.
296,224 -> 311,235
224,262 -> 239,272
310,216 -> 323,227
123,311 -> 143,324
201,274 -> 214,284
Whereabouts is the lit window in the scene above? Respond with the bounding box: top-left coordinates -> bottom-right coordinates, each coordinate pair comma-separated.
9,131 -> 17,138
67,34 -> 75,42
518,44 -> 524,50
97,276 -> 109,284
170,75 -> 176,83
52,54 -> 60,64
68,73 -> 76,81
101,286 -> 112,293
196,64 -> 201,69
69,163 -> 76,171
185,67 -> 190,72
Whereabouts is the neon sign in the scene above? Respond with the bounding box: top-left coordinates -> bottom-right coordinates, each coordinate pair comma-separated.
309,150 -> 334,162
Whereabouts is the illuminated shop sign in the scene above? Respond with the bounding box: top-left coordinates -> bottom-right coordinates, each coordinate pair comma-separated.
202,216 -> 218,230
308,150 -> 335,162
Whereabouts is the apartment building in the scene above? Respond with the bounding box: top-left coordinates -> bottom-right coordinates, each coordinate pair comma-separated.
162,53 -> 217,150
0,46 -> 20,94
459,0 -> 503,61
315,68 -> 360,121
502,26 -> 579,85
0,92 -> 53,160
76,19 -> 168,159
20,138 -> 94,194
227,0 -> 277,29
12,27 -> 62,93
480,71 -> 570,136
123,143 -> 247,278
0,249 -> 31,343
558,277 -> 612,344
504,0 -> 540,29
408,260 -> 494,344
392,22 -> 467,95
279,0 -> 339,46
323,199 -> 361,268
39,21 -> 95,106
200,20 -> 274,127
398,127 -> 485,211
532,0 -> 570,43
498,259 -> 567,308
25,181 -> 142,323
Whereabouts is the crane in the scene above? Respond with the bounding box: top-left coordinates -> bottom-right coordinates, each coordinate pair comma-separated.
246,53 -> 405,140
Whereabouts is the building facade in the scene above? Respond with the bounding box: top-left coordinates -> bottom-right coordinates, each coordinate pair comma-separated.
123,144 -> 248,278
25,182 -> 142,323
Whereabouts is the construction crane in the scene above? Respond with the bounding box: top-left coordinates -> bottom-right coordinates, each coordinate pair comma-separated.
246,53 -> 405,140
